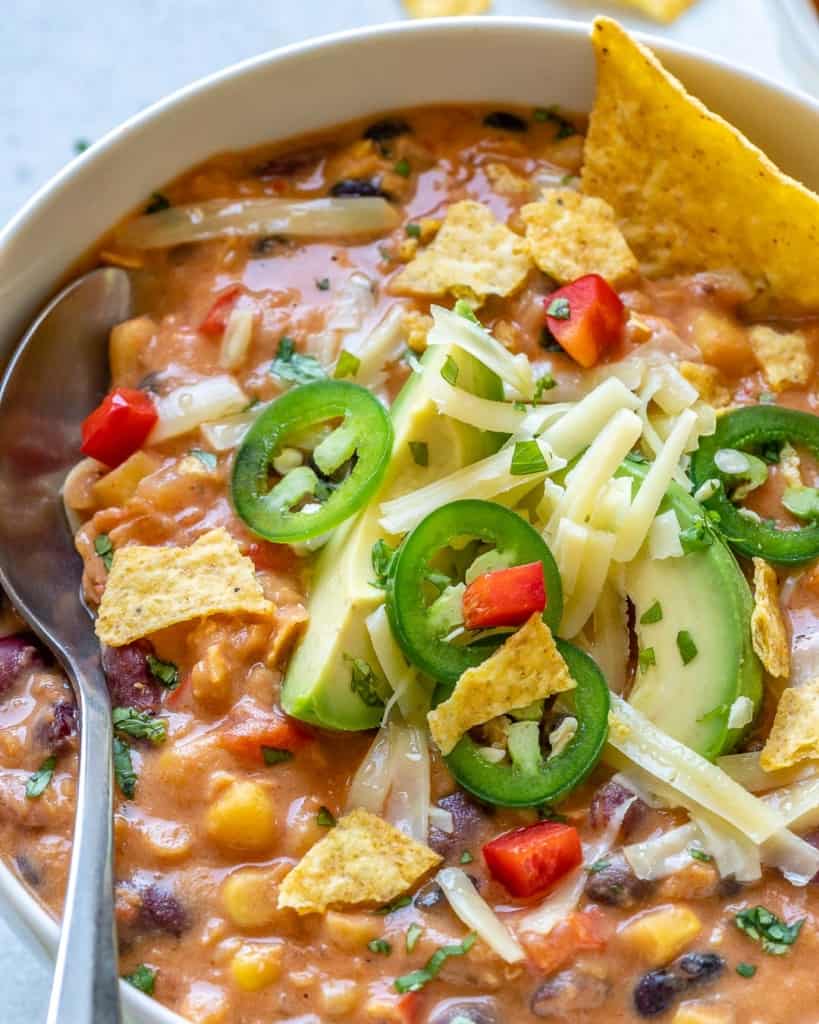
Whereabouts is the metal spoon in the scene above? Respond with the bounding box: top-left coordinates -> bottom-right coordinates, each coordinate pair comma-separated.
0,268 -> 131,1024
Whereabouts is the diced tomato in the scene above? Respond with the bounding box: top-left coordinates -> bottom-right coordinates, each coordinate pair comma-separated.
80,387 -> 158,467
218,695 -> 313,761
483,821 -> 582,899
544,274 -> 625,368
522,907 -> 610,973
462,562 -> 546,630
396,992 -> 421,1024
199,285 -> 242,336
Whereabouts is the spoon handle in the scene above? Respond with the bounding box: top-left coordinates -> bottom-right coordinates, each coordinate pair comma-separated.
46,666 -> 121,1024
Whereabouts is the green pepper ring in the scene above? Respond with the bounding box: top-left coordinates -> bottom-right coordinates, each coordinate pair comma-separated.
444,640 -> 610,808
690,406 -> 819,565
232,379 -> 393,543
385,499 -> 563,688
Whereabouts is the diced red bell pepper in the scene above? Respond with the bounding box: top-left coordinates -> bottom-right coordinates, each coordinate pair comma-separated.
218,695 -> 313,762
80,387 -> 158,467
544,274 -> 625,369
199,285 -> 242,336
483,821 -> 583,899
462,562 -> 546,630
396,993 -> 421,1024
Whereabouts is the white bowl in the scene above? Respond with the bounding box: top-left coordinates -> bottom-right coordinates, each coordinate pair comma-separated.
777,0 -> 819,96
1,15 -> 819,1024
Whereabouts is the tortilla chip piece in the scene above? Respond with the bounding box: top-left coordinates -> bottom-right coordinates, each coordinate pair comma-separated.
403,0 -> 490,14
582,18 -> 819,314
780,443 -> 803,491
613,0 -> 696,22
678,362 -> 731,409
486,163 -> 532,196
751,558 -> 790,680
278,809 -> 441,914
428,614 -> 575,755
748,327 -> 812,393
761,678 -> 819,772
95,528 -> 273,646
521,189 -> 638,288
390,200 -> 531,306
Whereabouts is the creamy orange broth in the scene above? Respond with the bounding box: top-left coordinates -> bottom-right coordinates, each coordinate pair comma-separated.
2,105 -> 819,1024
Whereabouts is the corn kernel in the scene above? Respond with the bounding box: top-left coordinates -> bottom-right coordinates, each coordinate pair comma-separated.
205,780 -> 276,853
229,942 -> 283,992
673,999 -> 736,1024
109,316 -> 155,383
323,911 -> 383,952
222,868 -> 280,929
618,905 -> 702,967
318,979 -> 361,1018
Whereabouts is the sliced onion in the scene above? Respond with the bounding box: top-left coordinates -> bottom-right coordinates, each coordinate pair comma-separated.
437,867 -> 526,963
117,197 -> 400,249
428,806 -> 455,834
385,720 -> 430,844
200,401 -> 270,451
314,272 -> 376,365
346,724 -> 392,815
149,375 -> 248,444
346,304 -> 407,389
624,824 -> 699,881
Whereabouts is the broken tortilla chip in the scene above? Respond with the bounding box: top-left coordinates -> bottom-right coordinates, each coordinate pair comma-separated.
678,362 -> 731,409
278,809 -> 441,914
751,558 -> 790,681
613,0 -> 696,23
403,0 -> 490,14
390,200 -> 531,306
582,18 -> 819,314
95,528 -> 273,647
748,327 -> 812,393
428,614 -> 575,755
761,678 -> 819,772
521,189 -> 638,287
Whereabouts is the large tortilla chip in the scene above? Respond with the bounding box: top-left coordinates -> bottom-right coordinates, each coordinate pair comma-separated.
390,200 -> 531,306
96,528 -> 273,646
613,0 -> 696,22
582,18 -> 819,314
761,678 -> 819,772
751,558 -> 790,681
278,809 -> 441,914
522,189 -> 638,287
428,614 -> 574,755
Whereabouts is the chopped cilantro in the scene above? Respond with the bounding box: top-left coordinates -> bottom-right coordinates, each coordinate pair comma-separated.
334,350 -> 361,379
459,851 -> 474,865
146,654 -> 179,690
546,296 -> 571,320
511,440 -> 548,476
113,737 -> 137,798
406,223 -> 422,239
145,192 -> 171,215
189,448 -> 217,471
638,647 -> 656,674
758,440 -> 783,465
454,299 -> 480,325
124,964 -> 157,995
262,746 -> 294,766
394,158 -> 411,178
406,923 -> 423,953
587,859 -> 610,875
640,601 -> 663,625
368,938 -> 392,955
758,390 -> 776,405
376,895 -> 412,915
94,533 -> 114,570
371,539 -> 397,589
441,355 -> 460,386
735,906 -> 804,955
736,962 -> 757,978
409,441 -> 429,467
26,756 -> 56,799
513,401 -> 528,412
316,277 -> 331,291
534,374 -> 556,400
689,847 -> 713,863
347,656 -> 383,707
270,336 -> 326,386
112,707 -> 167,746
317,806 -> 336,828
677,630 -> 698,665
394,933 -> 476,993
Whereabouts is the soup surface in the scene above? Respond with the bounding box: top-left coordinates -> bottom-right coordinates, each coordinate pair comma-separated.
3,79 -> 819,1024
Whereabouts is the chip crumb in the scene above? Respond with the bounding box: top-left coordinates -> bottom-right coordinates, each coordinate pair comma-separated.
403,0 -> 491,13
485,162 -> 532,196
95,528 -> 273,647
582,17 -> 819,314
521,189 -> 638,287
779,443 -> 803,491
748,327 -> 812,393
390,200 -> 532,306
679,362 -> 731,408
403,309 -> 433,353
761,678 -> 819,772
612,0 -> 697,22
277,809 -> 441,914
427,614 -> 575,755
751,558 -> 790,680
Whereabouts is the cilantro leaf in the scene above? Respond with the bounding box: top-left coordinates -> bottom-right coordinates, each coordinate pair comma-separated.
146,654 -> 179,690
394,933 -> 476,993
94,533 -> 114,570
270,337 -> 326,386
26,756 -> 57,799
735,906 -> 805,955
113,737 -> 137,798
113,707 -> 167,745
124,964 -> 157,995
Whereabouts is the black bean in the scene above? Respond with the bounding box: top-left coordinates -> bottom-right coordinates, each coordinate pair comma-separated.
584,855 -> 652,908
483,111 -> 529,133
718,874 -> 744,898
428,998 -> 499,1024
428,791 -> 489,857
589,779 -> 648,839
252,235 -> 288,256
139,883 -> 189,936
101,642 -> 163,713
633,970 -> 682,1017
531,970 -> 611,1018
363,119 -> 411,142
0,635 -> 39,699
329,178 -> 390,199
15,854 -> 41,888
414,880 -> 444,910
678,952 -> 724,984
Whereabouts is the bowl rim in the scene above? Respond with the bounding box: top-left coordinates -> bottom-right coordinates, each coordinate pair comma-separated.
2,14 -> 819,1024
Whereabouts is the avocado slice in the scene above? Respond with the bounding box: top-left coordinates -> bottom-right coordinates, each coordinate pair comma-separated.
282,345 -> 503,730
619,460 -> 762,761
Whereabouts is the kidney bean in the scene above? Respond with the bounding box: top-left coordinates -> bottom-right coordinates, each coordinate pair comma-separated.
584,855 -> 652,908
42,701 -> 78,754
589,779 -> 648,838
329,178 -> 390,199
101,642 -> 162,713
531,970 -> 611,1017
139,882 -> 189,936
0,635 -> 39,699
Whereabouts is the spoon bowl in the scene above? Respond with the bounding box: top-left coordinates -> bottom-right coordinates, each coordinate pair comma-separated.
0,267 -> 131,1024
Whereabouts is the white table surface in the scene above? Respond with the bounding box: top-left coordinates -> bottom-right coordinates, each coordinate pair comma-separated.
0,0 -> 807,1019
